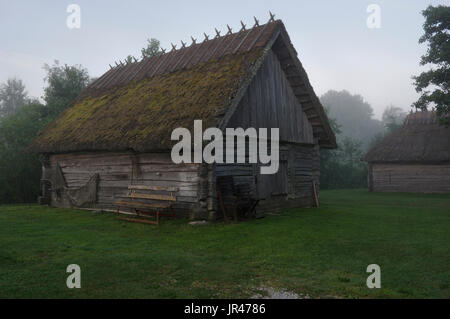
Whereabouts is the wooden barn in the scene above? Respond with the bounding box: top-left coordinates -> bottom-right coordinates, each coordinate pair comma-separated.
364,111 -> 450,193
30,18 -> 336,220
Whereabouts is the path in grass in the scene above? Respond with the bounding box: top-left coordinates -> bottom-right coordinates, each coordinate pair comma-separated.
0,189 -> 449,298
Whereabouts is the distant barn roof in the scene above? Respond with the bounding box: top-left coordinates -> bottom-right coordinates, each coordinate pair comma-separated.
364,111 -> 450,163
30,19 -> 336,154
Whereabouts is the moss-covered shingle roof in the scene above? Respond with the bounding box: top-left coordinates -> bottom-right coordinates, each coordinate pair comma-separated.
31,50 -> 262,153
31,20 -> 337,153
364,112 -> 450,163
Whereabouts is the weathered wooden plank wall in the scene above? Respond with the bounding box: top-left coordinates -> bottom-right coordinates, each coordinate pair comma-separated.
49,152 -> 201,213
215,47 -> 316,212
214,142 -> 314,212
371,163 -> 450,193
227,49 -> 314,145
255,143 -> 315,211
213,48 -> 317,212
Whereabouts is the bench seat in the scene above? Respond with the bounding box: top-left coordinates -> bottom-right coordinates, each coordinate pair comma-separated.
115,185 -> 179,225
115,200 -> 172,210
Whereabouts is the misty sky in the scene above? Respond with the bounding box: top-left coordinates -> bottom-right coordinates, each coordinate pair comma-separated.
0,0 -> 447,118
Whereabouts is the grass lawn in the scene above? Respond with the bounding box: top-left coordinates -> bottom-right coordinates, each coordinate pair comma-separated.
0,189 -> 449,298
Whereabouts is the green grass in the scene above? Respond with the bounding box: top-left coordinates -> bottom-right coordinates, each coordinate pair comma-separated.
0,189 -> 449,298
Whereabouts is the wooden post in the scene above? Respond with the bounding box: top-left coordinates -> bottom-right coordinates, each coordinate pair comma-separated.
312,180 -> 319,208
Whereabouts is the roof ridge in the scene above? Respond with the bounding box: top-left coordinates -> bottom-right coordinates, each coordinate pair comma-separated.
109,12 -> 278,69
404,110 -> 437,125
89,15 -> 281,91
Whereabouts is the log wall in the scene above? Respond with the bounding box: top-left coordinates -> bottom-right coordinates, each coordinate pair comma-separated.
371,163 -> 450,193
49,152 -> 201,214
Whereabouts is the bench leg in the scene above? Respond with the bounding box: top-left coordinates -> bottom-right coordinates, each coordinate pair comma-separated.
116,206 -> 177,226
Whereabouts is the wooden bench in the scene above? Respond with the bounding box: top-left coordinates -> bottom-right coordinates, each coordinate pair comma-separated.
216,176 -> 259,222
115,185 -> 179,225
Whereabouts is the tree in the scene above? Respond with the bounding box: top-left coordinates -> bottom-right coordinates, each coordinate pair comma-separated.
124,55 -> 135,64
141,38 -> 163,58
123,38 -> 162,65
42,61 -> 90,119
0,62 -> 91,204
0,101 -> 47,203
381,104 -> 407,133
367,105 -> 407,149
0,78 -> 28,117
124,38 -> 163,63
412,5 -> 449,124
320,135 -> 367,190
320,106 -> 368,189
320,90 -> 383,150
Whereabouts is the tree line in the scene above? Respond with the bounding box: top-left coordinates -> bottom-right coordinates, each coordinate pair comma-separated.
0,39 -> 163,204
318,90 -> 407,190
0,62 -> 90,203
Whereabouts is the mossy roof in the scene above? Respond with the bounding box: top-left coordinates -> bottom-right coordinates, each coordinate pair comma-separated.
364,112 -> 450,163
30,50 -> 263,153
31,20 -> 337,153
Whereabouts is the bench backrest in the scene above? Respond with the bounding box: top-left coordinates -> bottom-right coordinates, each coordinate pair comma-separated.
127,185 -> 179,202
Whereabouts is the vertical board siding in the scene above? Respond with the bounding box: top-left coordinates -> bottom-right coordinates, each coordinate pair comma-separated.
214,142 -> 315,211
227,49 -> 314,145
215,48 -> 319,210
216,49 -> 316,212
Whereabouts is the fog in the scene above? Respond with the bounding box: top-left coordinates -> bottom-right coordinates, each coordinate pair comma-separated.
0,0 -> 446,118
